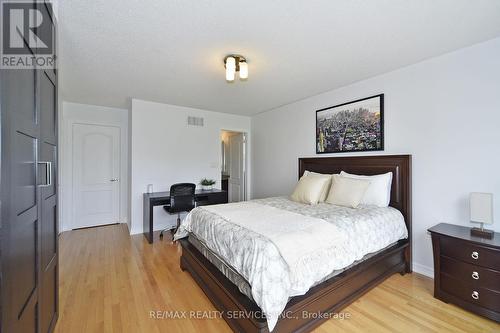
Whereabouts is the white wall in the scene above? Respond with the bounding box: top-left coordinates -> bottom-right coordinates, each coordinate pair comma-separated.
130,99 -> 251,235
60,102 -> 129,232
251,37 -> 500,277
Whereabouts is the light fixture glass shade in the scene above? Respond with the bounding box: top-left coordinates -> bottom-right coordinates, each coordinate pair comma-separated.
470,192 -> 493,224
239,61 -> 248,79
225,56 -> 236,71
226,68 -> 235,81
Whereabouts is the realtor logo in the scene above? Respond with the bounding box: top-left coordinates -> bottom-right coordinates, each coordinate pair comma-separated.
1,1 -> 55,69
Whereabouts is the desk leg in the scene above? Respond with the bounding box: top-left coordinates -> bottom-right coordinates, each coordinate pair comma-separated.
143,199 -> 153,244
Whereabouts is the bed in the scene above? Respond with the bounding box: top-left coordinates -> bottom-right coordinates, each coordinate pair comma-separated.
177,155 -> 412,333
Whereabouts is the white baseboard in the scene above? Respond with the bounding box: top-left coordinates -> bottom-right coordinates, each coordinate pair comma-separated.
412,262 -> 434,278
60,221 -> 128,234
130,228 -> 141,235
129,222 -> 176,236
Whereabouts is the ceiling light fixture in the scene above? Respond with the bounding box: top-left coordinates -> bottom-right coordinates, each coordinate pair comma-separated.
224,55 -> 248,82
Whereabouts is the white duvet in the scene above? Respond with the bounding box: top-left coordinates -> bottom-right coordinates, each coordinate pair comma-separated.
175,197 -> 408,331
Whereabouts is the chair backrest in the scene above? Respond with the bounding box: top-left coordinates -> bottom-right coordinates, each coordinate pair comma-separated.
169,183 -> 196,213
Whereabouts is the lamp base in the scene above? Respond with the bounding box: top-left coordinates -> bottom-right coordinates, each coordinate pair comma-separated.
470,227 -> 494,239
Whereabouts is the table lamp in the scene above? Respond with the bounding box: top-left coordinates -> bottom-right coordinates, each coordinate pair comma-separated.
470,192 -> 494,239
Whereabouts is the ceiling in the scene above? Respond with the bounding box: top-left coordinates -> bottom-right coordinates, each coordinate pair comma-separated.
60,0 -> 500,115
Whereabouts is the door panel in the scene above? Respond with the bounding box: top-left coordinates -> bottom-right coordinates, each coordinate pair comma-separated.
41,262 -> 57,333
9,69 -> 37,122
40,71 -> 56,143
41,202 -> 57,269
82,133 -> 113,184
228,133 -> 246,203
39,69 -> 58,333
1,1 -> 58,332
17,302 -> 38,333
73,124 -> 120,228
11,214 -> 38,319
1,66 -> 40,332
16,131 -> 37,214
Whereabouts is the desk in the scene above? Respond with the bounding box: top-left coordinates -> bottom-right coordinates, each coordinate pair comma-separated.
143,189 -> 227,243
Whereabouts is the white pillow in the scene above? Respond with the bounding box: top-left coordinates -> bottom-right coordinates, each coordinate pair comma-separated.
325,175 -> 370,208
340,171 -> 393,207
303,171 -> 334,202
290,174 -> 331,205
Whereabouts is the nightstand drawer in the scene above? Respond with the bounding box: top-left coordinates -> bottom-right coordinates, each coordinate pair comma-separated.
441,255 -> 500,292
441,274 -> 500,313
441,237 -> 500,271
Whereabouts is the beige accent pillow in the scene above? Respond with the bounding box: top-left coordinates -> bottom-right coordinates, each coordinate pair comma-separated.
326,175 -> 370,208
303,171 -> 334,202
290,174 -> 331,205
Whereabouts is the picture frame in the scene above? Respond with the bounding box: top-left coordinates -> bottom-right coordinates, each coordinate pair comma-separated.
316,94 -> 384,153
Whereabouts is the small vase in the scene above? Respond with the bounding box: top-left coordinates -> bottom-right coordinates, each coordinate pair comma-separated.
202,185 -> 213,191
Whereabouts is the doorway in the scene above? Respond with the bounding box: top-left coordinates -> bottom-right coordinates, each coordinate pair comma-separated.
72,123 -> 121,229
221,130 -> 247,203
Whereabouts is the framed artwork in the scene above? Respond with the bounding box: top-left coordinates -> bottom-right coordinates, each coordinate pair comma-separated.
316,94 -> 384,153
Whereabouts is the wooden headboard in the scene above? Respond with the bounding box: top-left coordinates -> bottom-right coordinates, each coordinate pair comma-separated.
299,155 -> 412,261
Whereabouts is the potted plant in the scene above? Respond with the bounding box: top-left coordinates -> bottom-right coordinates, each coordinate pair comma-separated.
200,178 -> 216,191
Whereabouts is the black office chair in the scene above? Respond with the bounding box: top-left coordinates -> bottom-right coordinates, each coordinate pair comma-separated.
159,183 -> 196,240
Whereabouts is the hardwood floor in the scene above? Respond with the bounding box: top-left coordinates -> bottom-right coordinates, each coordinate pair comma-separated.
55,224 -> 499,333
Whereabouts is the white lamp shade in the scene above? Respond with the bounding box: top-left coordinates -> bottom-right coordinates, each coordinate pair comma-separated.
470,192 -> 493,224
225,56 -> 236,71
225,68 -> 235,81
239,61 -> 248,79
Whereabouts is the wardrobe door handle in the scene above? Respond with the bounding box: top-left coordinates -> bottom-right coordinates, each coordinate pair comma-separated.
471,251 -> 479,260
39,161 -> 52,187
471,291 -> 479,300
472,271 -> 479,280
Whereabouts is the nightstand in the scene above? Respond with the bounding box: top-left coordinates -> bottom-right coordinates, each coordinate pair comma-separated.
428,223 -> 500,323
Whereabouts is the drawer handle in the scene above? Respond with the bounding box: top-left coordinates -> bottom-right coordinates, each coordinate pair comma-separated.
472,271 -> 479,280
471,251 -> 479,260
471,291 -> 479,300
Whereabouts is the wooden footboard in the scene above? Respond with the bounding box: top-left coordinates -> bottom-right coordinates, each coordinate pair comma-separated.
180,238 -> 410,333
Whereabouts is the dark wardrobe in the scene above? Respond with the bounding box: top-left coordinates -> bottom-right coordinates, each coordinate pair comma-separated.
1,1 -> 59,332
